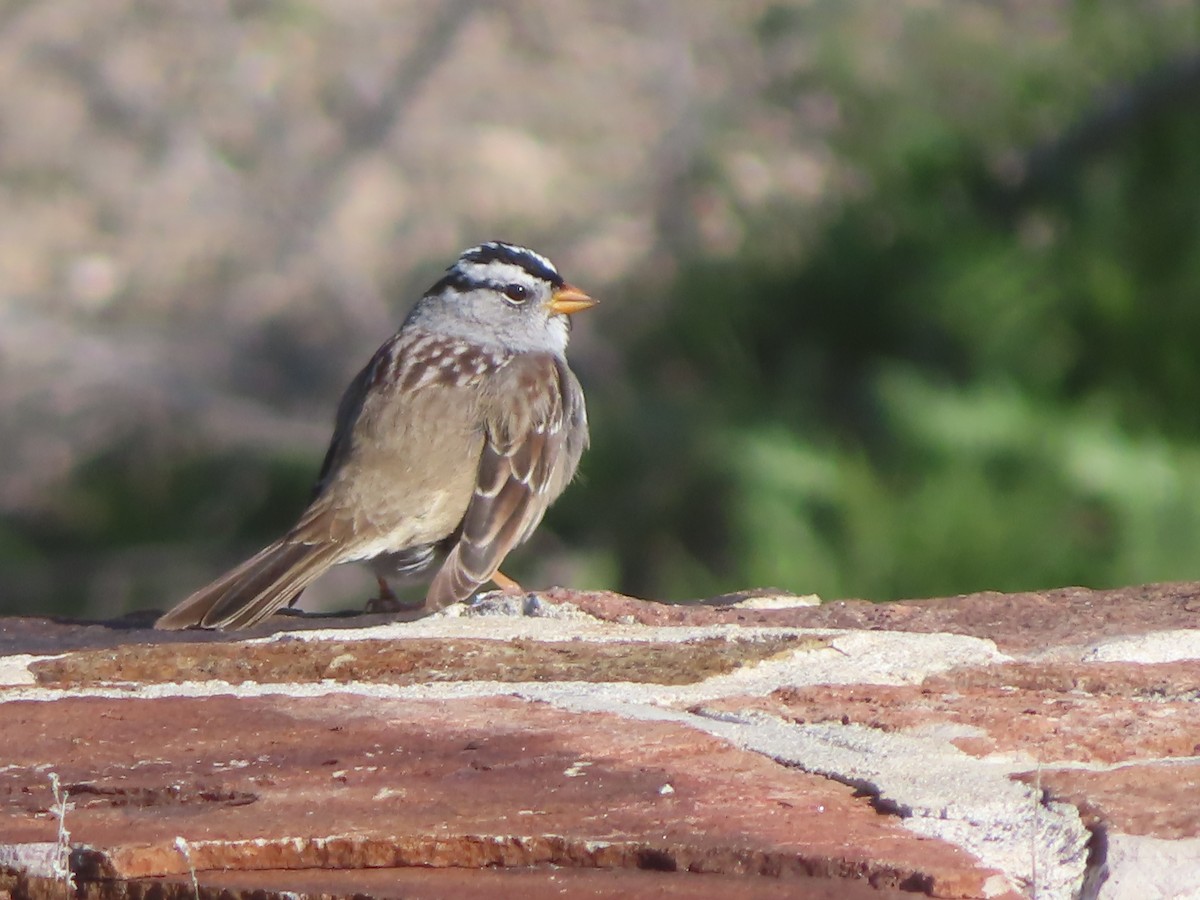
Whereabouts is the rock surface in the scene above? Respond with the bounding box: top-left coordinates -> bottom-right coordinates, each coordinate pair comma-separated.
1,582 -> 1198,899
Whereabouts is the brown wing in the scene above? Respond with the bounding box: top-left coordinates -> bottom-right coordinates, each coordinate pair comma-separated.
424,353 -> 587,609
309,337 -> 396,499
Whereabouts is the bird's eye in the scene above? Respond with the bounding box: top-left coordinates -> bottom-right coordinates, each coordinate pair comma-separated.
502,283 -> 530,303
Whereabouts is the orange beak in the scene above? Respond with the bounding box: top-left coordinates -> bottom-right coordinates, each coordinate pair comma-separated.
548,283 -> 598,316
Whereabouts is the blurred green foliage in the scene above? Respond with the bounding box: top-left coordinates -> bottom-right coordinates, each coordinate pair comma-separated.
0,448 -> 318,617
561,2 -> 1200,601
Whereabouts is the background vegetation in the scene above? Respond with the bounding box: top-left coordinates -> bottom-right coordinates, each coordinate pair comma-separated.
2,1 -> 1199,617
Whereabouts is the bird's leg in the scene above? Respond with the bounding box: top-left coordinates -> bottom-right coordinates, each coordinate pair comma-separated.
364,576 -> 405,613
490,570 -> 524,594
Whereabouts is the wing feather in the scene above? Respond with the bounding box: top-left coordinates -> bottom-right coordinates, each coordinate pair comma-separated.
424,354 -> 586,609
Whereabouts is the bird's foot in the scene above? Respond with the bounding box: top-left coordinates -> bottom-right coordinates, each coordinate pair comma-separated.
364,577 -> 420,614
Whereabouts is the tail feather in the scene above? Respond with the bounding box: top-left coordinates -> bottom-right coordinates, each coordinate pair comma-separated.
423,543 -> 483,611
156,540 -> 342,630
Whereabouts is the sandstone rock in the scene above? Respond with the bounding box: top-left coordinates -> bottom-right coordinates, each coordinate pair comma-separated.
2,581 -> 1199,898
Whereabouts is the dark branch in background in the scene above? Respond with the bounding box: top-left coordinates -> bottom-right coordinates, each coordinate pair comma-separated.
279,0 -> 483,252
38,1 -> 486,332
988,53 -> 1200,211
262,0 -> 484,336
34,44 -> 173,153
332,0 -> 484,151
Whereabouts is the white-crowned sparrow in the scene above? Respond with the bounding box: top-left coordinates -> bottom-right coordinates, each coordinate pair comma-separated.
156,241 -> 596,630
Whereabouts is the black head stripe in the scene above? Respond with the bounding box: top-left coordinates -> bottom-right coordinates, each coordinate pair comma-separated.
460,241 -> 563,287
427,269 -> 485,296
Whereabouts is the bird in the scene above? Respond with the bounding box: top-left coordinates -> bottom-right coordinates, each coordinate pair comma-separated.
156,241 -> 597,630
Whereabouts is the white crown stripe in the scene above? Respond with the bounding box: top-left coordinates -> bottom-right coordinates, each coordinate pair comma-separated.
461,242 -> 557,273
456,242 -> 560,283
